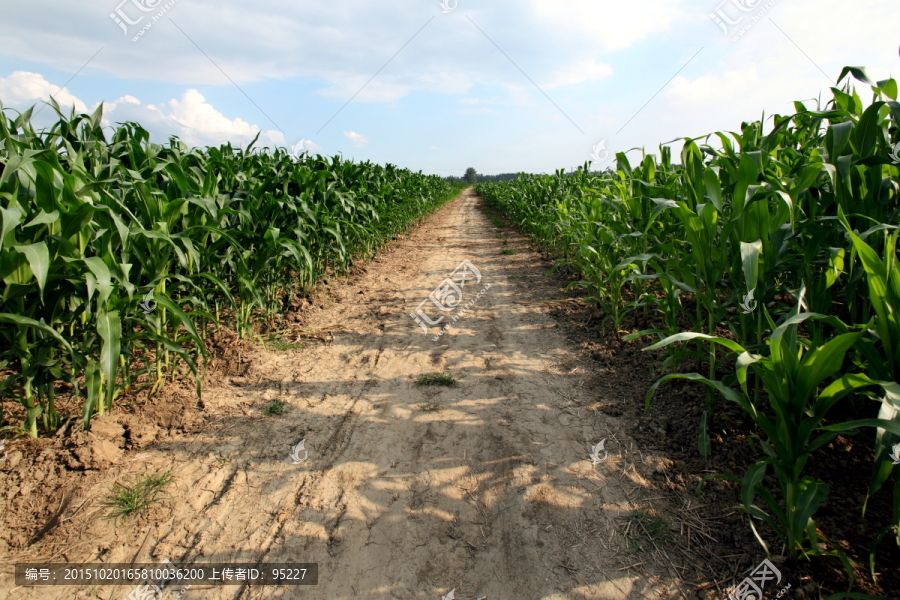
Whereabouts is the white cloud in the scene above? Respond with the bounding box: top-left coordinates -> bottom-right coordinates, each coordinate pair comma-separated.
97,94 -> 141,115
541,58 -> 613,89
1,0 -> 898,174
0,73 -> 285,150
503,85 -> 534,106
0,1 -> 679,108
660,0 -> 898,141
667,66 -> 767,109
117,94 -> 140,104
165,89 -> 284,148
343,131 -> 369,147
0,71 -> 87,113
316,71 -> 473,103
290,138 -> 324,155
531,0 -> 688,51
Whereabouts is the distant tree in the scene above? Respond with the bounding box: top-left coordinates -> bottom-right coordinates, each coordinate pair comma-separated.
465,167 -> 477,184
444,171 -> 532,183
475,172 -> 524,183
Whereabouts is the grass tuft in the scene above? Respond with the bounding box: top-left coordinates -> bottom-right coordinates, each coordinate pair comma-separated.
623,509 -> 673,552
271,340 -> 306,351
263,332 -> 306,352
482,211 -> 506,228
102,471 -> 173,521
413,372 -> 456,386
263,400 -> 286,416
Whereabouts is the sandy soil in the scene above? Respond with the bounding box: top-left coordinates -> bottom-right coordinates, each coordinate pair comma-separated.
1,189 -> 703,599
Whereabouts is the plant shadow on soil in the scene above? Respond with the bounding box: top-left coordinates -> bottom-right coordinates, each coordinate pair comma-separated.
479,201 -> 900,598
0,366 -> 680,598
1,194 -> 898,599
0,199 -> 682,599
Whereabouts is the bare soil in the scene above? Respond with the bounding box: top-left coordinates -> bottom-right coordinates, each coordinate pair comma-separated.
0,188 -> 896,599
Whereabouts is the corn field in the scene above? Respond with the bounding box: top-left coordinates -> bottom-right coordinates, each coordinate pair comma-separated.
476,66 -> 900,577
0,98 -> 465,438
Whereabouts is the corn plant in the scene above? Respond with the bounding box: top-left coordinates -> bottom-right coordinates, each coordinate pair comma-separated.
835,209 -> 900,549
0,99 -> 465,436
643,305 -> 900,564
476,65 -> 900,579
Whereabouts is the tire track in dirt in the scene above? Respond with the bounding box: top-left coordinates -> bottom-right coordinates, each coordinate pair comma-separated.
3,189 -> 691,600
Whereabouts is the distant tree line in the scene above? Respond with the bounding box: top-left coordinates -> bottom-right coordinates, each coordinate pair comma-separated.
441,166 -> 620,184
443,168 -> 527,184
443,175 -> 468,183
473,172 -> 525,182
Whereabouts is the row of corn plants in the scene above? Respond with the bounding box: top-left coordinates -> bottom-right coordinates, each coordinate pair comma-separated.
476,66 -> 900,586
0,98 -> 466,437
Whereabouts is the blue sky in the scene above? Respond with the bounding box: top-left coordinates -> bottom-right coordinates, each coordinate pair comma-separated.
0,0 -> 896,176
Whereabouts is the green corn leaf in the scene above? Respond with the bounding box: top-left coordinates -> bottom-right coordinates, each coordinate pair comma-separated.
194,272 -> 235,306
0,313 -> 73,352
739,240 -> 762,293
794,331 -> 863,403
734,351 -> 763,396
23,209 -> 59,229
97,309 -> 121,412
698,411 -> 710,457
82,358 -> 101,428
622,328 -> 671,342
643,371 -> 747,410
702,168 -> 723,213
152,292 -> 205,354
0,206 -> 23,248
733,153 -> 760,216
791,478 -> 829,543
59,203 -> 97,241
84,271 -> 96,304
855,102 -> 883,157
821,418 -> 900,437
624,272 -> 697,293
741,462 -> 767,513
826,121 -> 854,163
134,330 -> 200,396
643,331 -> 746,355
837,66 -> 873,86
12,242 -> 49,293
83,257 -> 112,305
0,153 -> 33,186
88,101 -> 104,129
878,79 -> 898,100
614,253 -> 659,271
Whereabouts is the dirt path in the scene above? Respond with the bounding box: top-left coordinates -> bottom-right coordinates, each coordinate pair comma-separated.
4,189 -> 691,599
